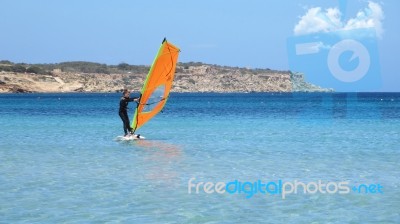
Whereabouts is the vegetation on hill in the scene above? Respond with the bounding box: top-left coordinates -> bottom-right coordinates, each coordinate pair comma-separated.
0,60 -> 332,93
0,60 -> 286,76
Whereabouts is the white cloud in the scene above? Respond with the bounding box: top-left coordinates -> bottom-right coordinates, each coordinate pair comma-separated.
344,1 -> 384,38
294,7 -> 340,35
294,1 -> 384,38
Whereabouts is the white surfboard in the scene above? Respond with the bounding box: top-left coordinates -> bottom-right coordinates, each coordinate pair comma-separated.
115,134 -> 145,141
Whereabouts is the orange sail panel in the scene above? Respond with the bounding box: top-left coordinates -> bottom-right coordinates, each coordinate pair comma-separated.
131,39 -> 180,132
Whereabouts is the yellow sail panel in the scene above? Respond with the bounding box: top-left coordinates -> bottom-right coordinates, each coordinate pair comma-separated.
131,39 -> 180,132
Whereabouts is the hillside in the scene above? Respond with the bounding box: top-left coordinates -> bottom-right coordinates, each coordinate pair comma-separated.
0,61 -> 332,93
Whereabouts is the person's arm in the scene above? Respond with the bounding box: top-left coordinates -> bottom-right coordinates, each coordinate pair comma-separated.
129,97 -> 139,102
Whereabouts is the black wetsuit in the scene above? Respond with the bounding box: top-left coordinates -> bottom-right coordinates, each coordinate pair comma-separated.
119,96 -> 137,135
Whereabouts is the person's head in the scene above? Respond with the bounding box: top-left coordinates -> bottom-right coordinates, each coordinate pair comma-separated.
123,89 -> 130,97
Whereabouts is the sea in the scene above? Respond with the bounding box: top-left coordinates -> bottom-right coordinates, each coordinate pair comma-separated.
0,92 -> 399,223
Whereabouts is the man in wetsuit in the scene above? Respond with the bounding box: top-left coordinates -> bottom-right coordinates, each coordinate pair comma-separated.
119,89 -> 139,136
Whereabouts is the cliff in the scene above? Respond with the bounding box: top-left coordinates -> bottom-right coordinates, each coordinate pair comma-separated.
0,63 -> 332,93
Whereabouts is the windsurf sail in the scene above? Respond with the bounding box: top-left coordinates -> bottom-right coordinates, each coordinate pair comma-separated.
131,38 -> 180,133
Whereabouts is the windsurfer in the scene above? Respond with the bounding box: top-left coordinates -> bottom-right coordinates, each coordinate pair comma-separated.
119,89 -> 139,136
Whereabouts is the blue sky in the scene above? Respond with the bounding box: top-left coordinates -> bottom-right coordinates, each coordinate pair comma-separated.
1,0 -> 399,91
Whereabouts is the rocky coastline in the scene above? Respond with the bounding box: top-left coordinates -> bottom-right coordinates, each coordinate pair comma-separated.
0,62 -> 332,93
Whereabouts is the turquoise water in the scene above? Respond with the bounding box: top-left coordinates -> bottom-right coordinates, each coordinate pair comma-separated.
0,93 -> 399,223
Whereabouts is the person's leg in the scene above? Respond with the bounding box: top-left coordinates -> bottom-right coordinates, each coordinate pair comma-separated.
123,112 -> 133,135
123,112 -> 134,134
119,112 -> 129,135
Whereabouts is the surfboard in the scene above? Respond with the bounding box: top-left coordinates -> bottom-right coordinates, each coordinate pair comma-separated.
116,134 -> 145,141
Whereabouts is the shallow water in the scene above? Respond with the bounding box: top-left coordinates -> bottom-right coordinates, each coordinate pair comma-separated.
0,93 -> 399,223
